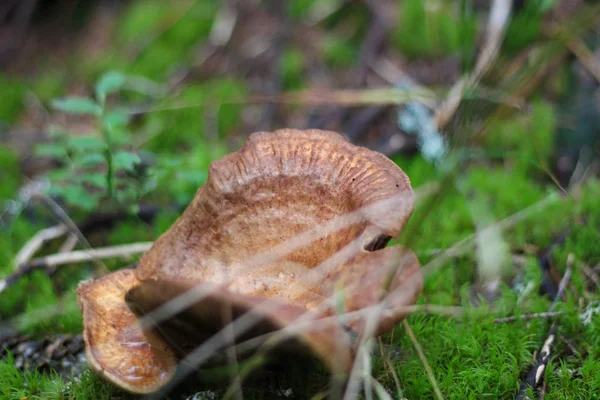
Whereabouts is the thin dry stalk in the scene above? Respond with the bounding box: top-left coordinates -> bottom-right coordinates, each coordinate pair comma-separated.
580,262 -> 600,290
402,320 -> 443,400
126,87 -> 437,115
434,0 -> 513,129
420,192 -> 561,278
38,194 -> 107,271
58,233 -> 78,253
493,311 -> 563,324
559,335 -> 581,357
378,337 -> 404,399
565,38 -> 600,84
549,254 -> 574,313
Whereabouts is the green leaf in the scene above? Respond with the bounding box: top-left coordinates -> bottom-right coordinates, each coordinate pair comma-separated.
33,143 -> 68,160
80,173 -> 107,189
60,184 -> 101,211
51,97 -> 102,116
113,151 -> 141,172
96,71 -> 126,103
66,136 -> 106,151
48,169 -> 71,182
77,153 -> 106,167
103,110 -> 130,127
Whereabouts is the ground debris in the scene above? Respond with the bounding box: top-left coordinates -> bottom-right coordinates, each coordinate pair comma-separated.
0,332 -> 87,378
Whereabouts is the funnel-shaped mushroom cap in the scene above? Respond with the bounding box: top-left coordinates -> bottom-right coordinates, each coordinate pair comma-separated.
77,129 -> 422,394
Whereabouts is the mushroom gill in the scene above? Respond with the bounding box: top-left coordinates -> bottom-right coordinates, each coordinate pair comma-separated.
77,129 -> 423,394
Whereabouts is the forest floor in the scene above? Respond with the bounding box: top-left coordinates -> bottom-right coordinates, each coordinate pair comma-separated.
1,1 -> 599,399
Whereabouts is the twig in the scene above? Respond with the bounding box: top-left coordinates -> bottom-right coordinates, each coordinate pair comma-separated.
537,231 -> 571,300
559,335 -> 581,357
580,261 -> 600,290
13,224 -> 68,268
515,323 -> 557,400
5,203 -> 162,289
378,338 -> 404,399
564,37 -> 600,84
493,312 -> 562,324
58,233 -> 78,254
549,254 -> 574,313
0,243 -> 152,295
402,320 -> 444,400
516,255 -> 573,398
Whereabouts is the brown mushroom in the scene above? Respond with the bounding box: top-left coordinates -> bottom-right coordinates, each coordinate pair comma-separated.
77,129 -> 422,394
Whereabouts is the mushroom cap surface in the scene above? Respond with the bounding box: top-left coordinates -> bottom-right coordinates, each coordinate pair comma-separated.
77,129 -> 422,394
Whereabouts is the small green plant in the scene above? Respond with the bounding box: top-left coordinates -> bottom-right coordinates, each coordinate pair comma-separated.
34,71 -> 232,213
35,72 -> 149,212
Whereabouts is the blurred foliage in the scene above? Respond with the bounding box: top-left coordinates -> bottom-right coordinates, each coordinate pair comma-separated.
394,0 -> 477,60
0,77 -> 25,125
144,78 -> 247,151
483,99 -> 556,174
503,0 -> 557,54
0,146 -> 19,198
281,48 -> 306,90
118,0 -> 217,79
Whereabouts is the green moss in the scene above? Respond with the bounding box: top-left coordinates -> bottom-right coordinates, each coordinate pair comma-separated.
399,183 -> 473,255
463,166 -> 567,248
0,355 -> 129,400
392,154 -> 439,188
483,99 -> 556,175
384,311 -> 546,399
1,354 -> 64,400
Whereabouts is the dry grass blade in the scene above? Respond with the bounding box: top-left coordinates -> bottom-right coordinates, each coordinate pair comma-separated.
378,338 -> 404,399
565,38 -> 600,84
370,376 -> 393,400
493,312 -> 563,324
402,320 -> 443,400
420,192 -> 561,278
343,314 -> 380,400
434,0 -> 513,129
126,87 -> 437,115
549,254 -> 574,313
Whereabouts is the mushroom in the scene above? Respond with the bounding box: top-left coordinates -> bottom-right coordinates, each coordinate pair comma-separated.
77,129 -> 422,394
